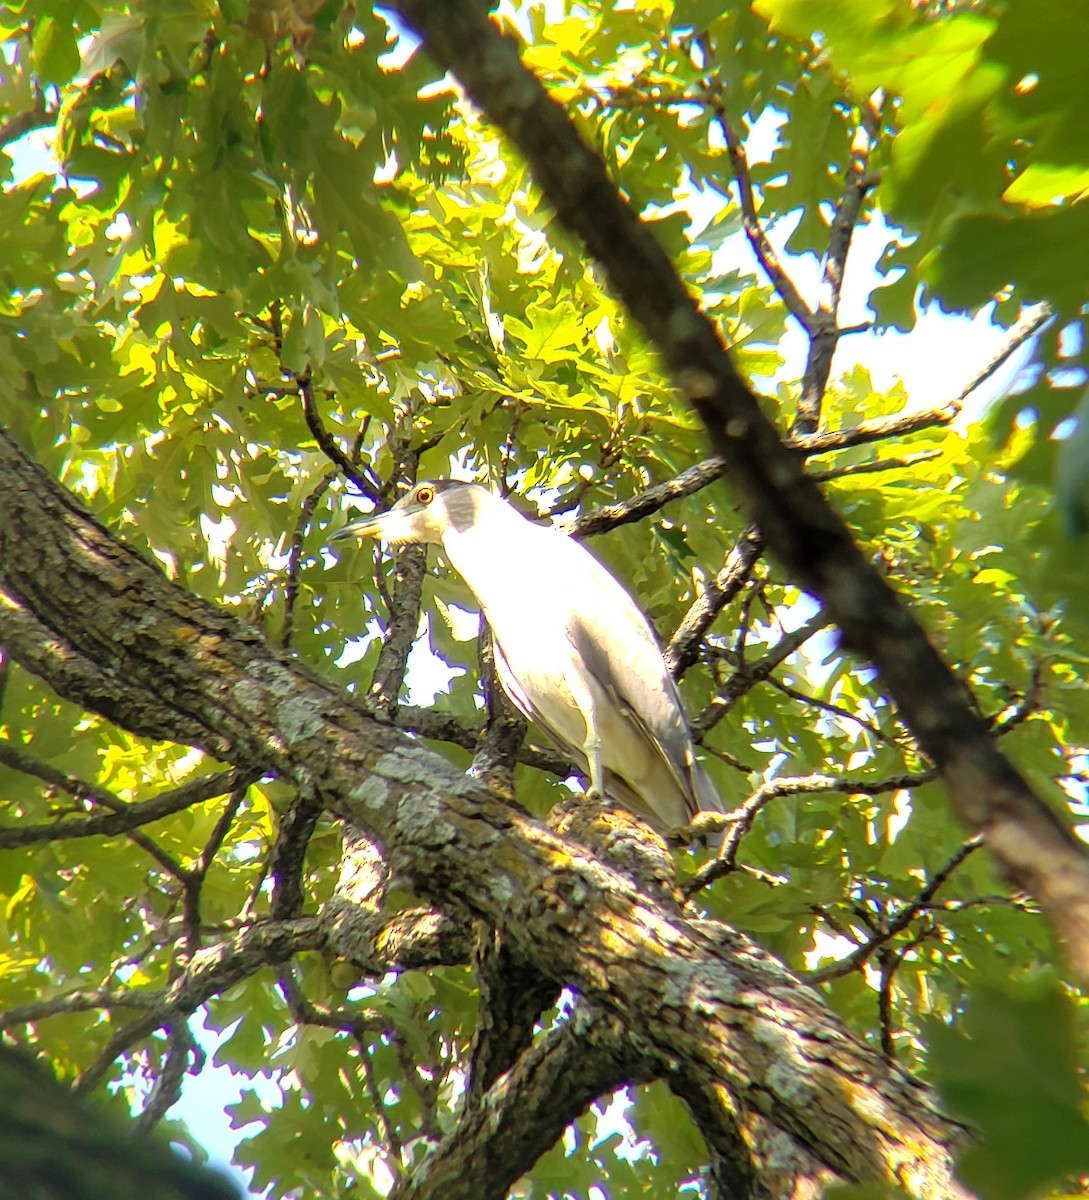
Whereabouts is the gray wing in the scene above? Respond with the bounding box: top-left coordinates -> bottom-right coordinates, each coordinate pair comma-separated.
566,609 -> 725,818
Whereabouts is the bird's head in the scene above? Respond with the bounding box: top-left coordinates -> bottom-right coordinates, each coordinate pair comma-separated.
331,480 -> 493,548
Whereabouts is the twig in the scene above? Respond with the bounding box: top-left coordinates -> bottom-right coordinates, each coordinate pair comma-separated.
180,785 -> 250,957
794,94 -> 883,436
0,756 -> 256,849
126,828 -> 188,880
299,374 -> 379,501
665,526 -> 764,679
1,989 -> 160,1024
804,837 -> 984,984
269,788 -> 324,920
563,457 -> 730,537
808,449 -> 942,483
358,1033 -> 406,1177
701,73 -> 813,331
990,659 -> 1045,735
75,1012 -> 163,1093
762,674 -> 903,748
684,770 -> 936,894
957,306 -> 1051,406
281,470 -> 335,650
791,404 -> 961,458
693,612 -> 831,736
498,398 -> 527,498
877,945 -> 900,1063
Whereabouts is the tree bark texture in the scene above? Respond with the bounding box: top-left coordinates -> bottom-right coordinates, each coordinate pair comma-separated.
0,430 -> 971,1197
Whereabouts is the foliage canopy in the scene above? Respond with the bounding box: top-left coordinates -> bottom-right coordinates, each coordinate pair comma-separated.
1,1 -> 1088,1197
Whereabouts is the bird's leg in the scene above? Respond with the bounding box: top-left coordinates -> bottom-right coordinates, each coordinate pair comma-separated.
582,726 -> 606,799
563,667 -> 607,798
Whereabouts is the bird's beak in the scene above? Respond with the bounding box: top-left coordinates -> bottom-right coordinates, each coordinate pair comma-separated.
330,506 -> 424,547
330,512 -> 391,543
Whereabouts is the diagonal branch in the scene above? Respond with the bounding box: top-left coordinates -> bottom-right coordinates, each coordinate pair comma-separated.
694,611 -> 831,736
806,836 -> 985,984
0,751 -> 256,849
665,524 -> 763,678
391,1002 -> 654,1200
703,79 -> 813,330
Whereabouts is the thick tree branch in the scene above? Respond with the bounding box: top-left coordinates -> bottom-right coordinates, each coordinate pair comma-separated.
392,1002 -> 652,1200
388,0 -> 1089,977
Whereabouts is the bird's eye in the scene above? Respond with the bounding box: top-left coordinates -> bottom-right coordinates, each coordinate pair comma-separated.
416,485 -> 435,506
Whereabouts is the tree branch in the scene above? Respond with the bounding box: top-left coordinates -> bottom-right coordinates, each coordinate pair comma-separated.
0,753 -> 256,849
685,770 -> 936,894
703,80 -> 813,331
391,1002 -> 652,1200
281,470 -> 335,651
794,95 -> 882,435
299,374 -> 379,502
665,524 -> 763,678
805,837 -> 984,984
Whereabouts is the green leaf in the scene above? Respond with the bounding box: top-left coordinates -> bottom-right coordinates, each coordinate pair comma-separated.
929,980 -> 1089,1200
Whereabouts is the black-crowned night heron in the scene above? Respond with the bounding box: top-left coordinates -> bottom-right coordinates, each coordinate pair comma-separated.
333,480 -> 725,834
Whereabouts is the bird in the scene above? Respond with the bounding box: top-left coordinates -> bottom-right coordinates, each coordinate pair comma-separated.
332,480 -> 726,834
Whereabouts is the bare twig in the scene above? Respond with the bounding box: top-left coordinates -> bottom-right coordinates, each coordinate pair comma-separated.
990,659 -> 1045,735
805,837 -> 984,984
957,306 -> 1051,406
0,755 -> 256,849
359,1034 -> 406,1176
562,457 -> 730,537
684,770 -> 935,894
794,95 -> 882,436
666,525 -> 764,679
763,674 -> 903,748
808,449 -> 942,484
269,788 -> 324,920
702,75 -> 813,330
282,470 -> 335,650
299,374 -> 379,501
694,611 -> 831,736
563,406 -> 962,543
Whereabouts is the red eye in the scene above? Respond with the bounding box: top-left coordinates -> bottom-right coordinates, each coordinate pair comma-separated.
416,484 -> 435,506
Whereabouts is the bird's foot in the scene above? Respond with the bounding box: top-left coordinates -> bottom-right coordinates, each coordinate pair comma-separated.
671,810 -> 730,848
